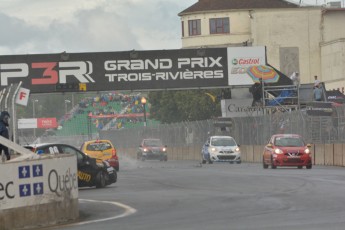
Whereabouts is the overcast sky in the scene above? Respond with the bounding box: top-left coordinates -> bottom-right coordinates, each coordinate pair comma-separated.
0,0 -> 329,55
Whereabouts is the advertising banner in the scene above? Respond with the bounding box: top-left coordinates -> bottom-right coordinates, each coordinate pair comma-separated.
221,99 -> 266,117
18,118 -> 57,129
227,46 -> 266,86
37,118 -> 57,128
306,102 -> 334,116
18,118 -> 37,129
0,48 -> 228,93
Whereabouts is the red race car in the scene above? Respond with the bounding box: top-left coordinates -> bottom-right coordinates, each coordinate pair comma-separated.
263,134 -> 312,169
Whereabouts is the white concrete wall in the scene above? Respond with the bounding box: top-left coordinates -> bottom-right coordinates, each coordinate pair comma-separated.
322,11 -> 345,42
320,11 -> 345,91
321,40 -> 345,90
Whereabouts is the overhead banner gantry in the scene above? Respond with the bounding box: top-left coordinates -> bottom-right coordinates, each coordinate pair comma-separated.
0,47 -> 266,93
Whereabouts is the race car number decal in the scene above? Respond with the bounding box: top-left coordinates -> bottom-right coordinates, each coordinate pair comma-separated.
78,171 -> 91,182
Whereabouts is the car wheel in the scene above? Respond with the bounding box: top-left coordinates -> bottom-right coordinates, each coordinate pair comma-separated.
263,157 -> 269,169
208,160 -> 213,164
236,161 -> 241,164
297,166 -> 303,169
96,171 -> 106,188
271,156 -> 277,169
306,164 -> 312,169
201,155 -> 207,164
201,154 -> 207,164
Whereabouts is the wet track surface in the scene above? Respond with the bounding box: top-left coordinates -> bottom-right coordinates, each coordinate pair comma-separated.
42,157 -> 345,230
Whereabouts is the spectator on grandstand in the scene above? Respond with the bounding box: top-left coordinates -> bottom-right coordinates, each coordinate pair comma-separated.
314,75 -> 320,88
249,82 -> 263,106
313,84 -> 323,101
289,72 -> 300,86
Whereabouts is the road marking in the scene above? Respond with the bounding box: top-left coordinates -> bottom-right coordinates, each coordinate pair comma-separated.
60,199 -> 137,227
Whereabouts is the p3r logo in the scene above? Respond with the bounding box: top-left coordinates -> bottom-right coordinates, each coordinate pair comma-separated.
0,61 -> 95,86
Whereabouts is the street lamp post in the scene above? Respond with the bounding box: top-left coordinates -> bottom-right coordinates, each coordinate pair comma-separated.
141,97 -> 147,127
65,100 -> 71,114
32,99 -> 38,137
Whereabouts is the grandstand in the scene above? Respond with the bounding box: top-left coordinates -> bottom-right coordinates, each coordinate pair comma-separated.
54,93 -> 159,136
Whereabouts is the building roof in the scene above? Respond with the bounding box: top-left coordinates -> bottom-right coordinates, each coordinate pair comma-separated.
178,0 -> 299,15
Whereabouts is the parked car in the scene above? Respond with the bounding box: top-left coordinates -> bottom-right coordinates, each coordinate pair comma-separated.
263,134 -> 312,169
24,143 -> 117,188
137,138 -> 168,161
201,135 -> 241,164
80,139 -> 119,171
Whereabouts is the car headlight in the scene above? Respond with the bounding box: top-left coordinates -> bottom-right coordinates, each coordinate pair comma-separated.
162,147 -> 166,152
274,148 -> 283,154
143,148 -> 148,152
235,147 -> 240,152
304,148 -> 310,154
210,147 -> 217,152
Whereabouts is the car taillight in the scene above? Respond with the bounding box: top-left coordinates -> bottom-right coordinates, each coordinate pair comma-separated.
112,149 -> 117,157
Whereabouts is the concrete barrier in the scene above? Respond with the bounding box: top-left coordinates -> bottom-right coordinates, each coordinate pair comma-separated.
0,136 -> 79,230
0,155 -> 79,230
314,144 -> 325,165
324,144 -> 334,166
334,144 -> 343,166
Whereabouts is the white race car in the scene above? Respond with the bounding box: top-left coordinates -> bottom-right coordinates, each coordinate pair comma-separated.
201,135 -> 241,164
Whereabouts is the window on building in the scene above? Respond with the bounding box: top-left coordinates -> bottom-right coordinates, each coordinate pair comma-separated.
210,17 -> 230,34
188,19 -> 201,36
181,21 -> 184,37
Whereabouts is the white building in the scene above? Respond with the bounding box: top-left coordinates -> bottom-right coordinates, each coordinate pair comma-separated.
179,0 -> 345,92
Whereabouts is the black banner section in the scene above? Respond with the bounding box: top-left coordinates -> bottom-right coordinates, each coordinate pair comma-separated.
306,102 -> 333,116
213,117 -> 234,128
0,48 -> 228,93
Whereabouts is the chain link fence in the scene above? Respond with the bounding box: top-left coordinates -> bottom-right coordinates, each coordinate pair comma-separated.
97,105 -> 345,149
33,104 -> 345,149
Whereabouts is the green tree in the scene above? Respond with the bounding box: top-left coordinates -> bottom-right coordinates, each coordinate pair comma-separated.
148,89 -> 223,123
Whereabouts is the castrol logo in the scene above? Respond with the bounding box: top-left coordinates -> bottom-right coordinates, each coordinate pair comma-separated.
232,58 -> 260,65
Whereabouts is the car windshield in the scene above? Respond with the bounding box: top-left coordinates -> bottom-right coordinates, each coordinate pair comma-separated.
274,137 -> 305,147
211,138 -> 236,146
87,142 -> 112,151
144,139 -> 163,147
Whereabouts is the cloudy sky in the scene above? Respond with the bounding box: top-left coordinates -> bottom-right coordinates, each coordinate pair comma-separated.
0,0 -> 328,55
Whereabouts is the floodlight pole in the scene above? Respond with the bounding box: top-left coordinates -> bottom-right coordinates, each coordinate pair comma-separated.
141,97 -> 147,127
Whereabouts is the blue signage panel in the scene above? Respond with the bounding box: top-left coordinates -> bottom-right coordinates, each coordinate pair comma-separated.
18,166 -> 31,179
33,182 -> 44,195
32,164 -> 43,177
19,184 -> 31,197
